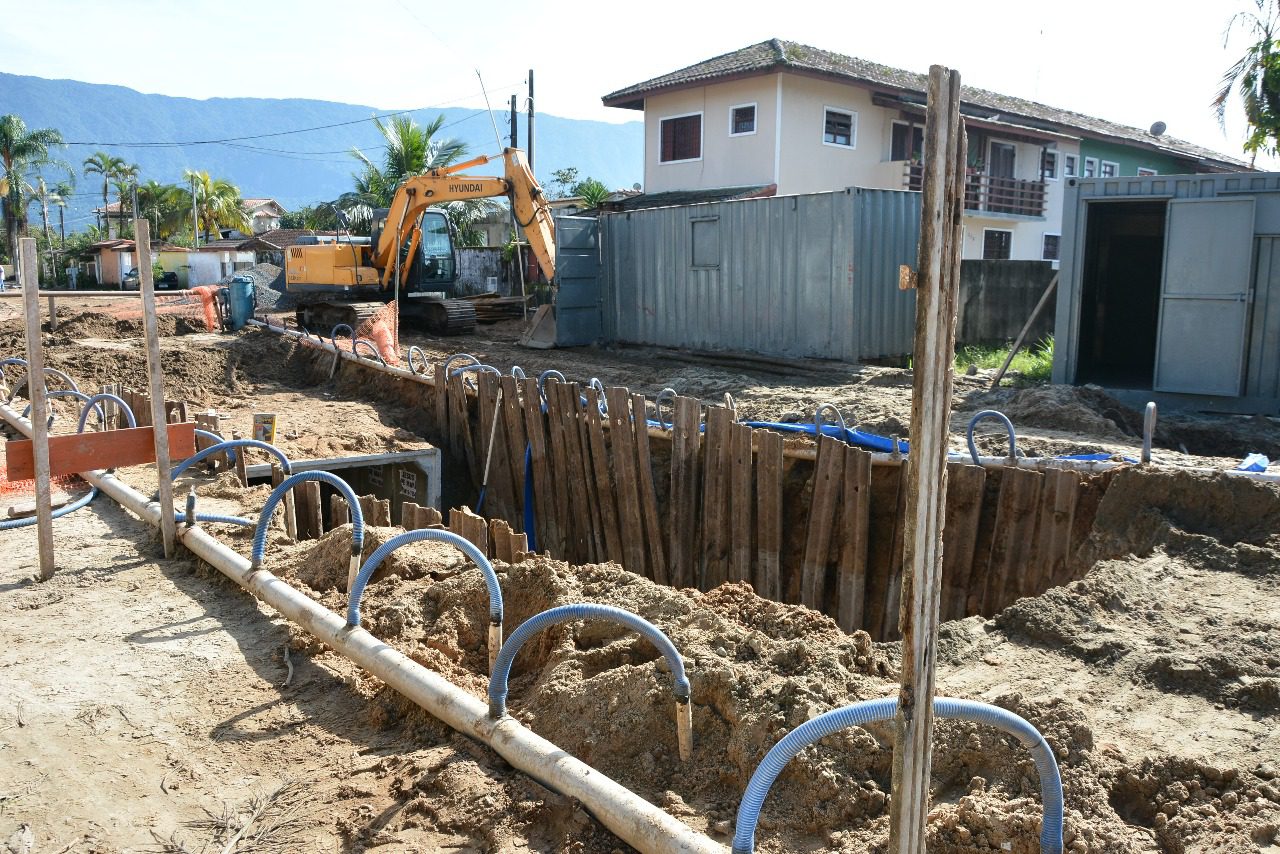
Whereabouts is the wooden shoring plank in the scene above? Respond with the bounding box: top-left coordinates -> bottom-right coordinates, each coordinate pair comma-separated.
448,372 -> 478,484
667,396 -> 702,589
485,371 -> 519,521
939,463 -> 987,622
964,467 -> 1004,616
293,478 -> 313,539
301,480 -> 323,540
584,387 -> 624,565
499,375 -> 527,523
1045,468 -> 1083,586
490,518 -> 515,562
272,464 -> 297,541
330,493 -> 350,528
981,466 -> 1044,614
606,387 -> 647,577
550,382 -> 590,563
1023,467 -> 1061,599
7,423 -> 196,480
433,363 -> 449,448
572,385 -> 607,563
449,506 -> 490,554
630,392 -> 668,585
865,464 -> 904,641
99,384 -> 117,430
837,447 -> 873,632
884,458 -> 910,641
18,238 -> 53,578
540,381 -> 574,560
421,505 -> 444,528
234,436 -> 249,487
754,428 -> 784,601
728,422 -> 754,584
194,412 -> 225,470
401,500 -> 422,529
519,376 -> 558,555
699,405 -> 734,591
800,434 -> 845,612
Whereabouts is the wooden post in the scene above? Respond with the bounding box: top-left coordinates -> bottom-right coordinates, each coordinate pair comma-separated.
19,239 -> 55,580
135,220 -> 177,558
47,295 -> 56,331
888,64 -> 966,854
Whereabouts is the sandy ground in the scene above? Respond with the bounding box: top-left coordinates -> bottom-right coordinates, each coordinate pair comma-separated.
1,299 -> 1278,853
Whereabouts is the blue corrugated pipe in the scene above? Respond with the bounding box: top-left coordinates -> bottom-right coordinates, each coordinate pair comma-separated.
22,389 -> 101,429
522,445 -> 537,552
2,360 -> 81,400
487,603 -> 694,760
250,470 -> 364,573
177,489 -> 253,528
510,365 -> 527,381
347,527 -> 505,668
76,393 -> 135,432
192,430 -> 237,466
0,486 -> 99,531
731,696 -> 1064,854
443,353 -> 481,374
329,324 -> 355,352
967,409 -> 1018,464
170,439 -> 290,481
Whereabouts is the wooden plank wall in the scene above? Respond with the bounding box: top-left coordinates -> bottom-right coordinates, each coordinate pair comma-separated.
303,353 -> 1114,641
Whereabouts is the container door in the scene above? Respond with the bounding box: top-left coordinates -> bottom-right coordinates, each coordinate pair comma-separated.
554,216 -> 602,346
1154,197 -> 1254,396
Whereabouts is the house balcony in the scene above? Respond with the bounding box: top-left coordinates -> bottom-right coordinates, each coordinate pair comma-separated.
904,163 -> 1046,218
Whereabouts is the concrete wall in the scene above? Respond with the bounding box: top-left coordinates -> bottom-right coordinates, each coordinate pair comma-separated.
957,260 -> 1056,346
456,247 -> 505,295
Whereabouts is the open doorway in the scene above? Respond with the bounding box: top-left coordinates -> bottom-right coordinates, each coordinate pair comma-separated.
1075,201 -> 1167,387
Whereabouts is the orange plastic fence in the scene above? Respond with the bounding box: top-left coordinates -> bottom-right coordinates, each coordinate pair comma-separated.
355,300 -> 400,365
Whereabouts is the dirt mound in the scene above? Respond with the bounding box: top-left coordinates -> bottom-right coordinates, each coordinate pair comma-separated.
221,262 -> 293,311
964,385 -> 1137,442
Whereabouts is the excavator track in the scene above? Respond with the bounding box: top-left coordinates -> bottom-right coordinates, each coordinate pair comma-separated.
294,298 -> 477,337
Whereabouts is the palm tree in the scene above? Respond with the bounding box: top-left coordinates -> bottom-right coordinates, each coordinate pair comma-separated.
1214,0 -> 1280,163
137,179 -> 186,238
111,162 -> 140,223
29,176 -> 57,242
184,170 -> 250,240
83,151 -> 127,236
0,114 -> 66,262
52,180 -> 73,248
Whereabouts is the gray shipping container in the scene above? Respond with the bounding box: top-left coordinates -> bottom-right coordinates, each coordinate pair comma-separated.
1054,172 -> 1280,414
598,188 -> 921,361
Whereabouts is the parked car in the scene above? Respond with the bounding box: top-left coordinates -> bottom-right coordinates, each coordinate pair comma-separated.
122,268 -> 181,290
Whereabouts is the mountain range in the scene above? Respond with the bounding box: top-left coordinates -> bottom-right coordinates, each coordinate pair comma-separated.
2,72 -> 643,232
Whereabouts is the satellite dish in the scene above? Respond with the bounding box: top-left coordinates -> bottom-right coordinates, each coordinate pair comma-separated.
632,183 -> 642,191
1149,121 -> 1167,137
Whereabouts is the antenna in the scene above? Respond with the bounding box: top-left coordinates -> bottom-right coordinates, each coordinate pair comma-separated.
1149,121 -> 1167,136
475,70 -> 506,154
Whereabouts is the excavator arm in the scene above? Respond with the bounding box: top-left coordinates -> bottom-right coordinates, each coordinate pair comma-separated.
372,148 -> 557,284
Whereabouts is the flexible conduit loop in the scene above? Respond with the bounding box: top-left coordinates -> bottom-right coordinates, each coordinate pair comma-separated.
252,470 -> 363,571
0,486 -> 99,531
724,392 -> 737,420
7,364 -> 82,403
178,487 -> 252,527
347,529 -> 505,668
589,378 -> 608,415
76,393 -> 135,433
1142,402 -> 1157,464
488,603 -> 694,759
654,388 -> 678,430
510,365 -> 527,381
443,353 -> 481,374
192,430 -> 236,465
329,324 -> 355,352
967,409 -> 1018,465
171,439 -> 290,482
814,403 -> 847,439
353,338 -> 387,365
407,345 -> 431,376
732,697 -> 1064,854
537,369 -> 566,404
24,389 -> 98,429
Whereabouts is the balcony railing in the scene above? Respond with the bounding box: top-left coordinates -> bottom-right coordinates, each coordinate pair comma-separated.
904,163 -> 1046,218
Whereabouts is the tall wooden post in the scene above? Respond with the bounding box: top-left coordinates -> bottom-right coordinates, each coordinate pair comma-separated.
135,219 -> 177,557
888,65 -> 967,853
19,238 -> 55,580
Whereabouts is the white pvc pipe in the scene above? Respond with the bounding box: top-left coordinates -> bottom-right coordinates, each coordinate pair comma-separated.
0,401 -> 725,854
250,320 -> 1280,484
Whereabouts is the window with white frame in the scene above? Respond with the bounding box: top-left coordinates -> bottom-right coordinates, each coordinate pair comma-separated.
659,113 -> 702,163
823,107 -> 856,147
730,104 -> 756,136
1100,160 -> 1119,178
1063,154 -> 1078,177
891,121 -> 924,161
1041,150 -> 1059,180
1083,157 -> 1098,178
983,229 -> 1013,260
1137,167 -> 1158,176
1042,233 -> 1060,262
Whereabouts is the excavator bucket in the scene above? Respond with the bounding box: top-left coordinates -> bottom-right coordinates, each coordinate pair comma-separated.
520,304 -> 557,349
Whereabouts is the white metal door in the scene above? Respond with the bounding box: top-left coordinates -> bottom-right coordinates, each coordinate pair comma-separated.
1154,197 -> 1255,396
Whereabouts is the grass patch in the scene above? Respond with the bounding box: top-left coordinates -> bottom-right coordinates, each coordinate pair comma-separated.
955,336 -> 1054,385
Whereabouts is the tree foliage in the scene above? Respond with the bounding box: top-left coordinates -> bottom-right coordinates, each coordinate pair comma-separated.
1215,0 -> 1280,161
1,114 -> 68,261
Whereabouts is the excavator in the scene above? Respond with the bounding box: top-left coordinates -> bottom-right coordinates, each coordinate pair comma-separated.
285,148 -> 556,335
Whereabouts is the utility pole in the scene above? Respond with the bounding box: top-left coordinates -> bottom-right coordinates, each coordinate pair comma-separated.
527,69 -> 535,172
510,94 -> 518,150
190,174 -> 199,248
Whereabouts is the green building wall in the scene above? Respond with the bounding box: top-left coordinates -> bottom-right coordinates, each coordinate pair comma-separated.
1078,139 -> 1193,176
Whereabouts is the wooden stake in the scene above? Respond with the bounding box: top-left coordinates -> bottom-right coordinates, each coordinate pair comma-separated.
19,238 -> 55,580
134,220 -> 177,558
888,65 -> 966,854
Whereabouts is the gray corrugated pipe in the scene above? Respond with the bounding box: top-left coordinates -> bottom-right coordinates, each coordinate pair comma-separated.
0,399 -> 724,854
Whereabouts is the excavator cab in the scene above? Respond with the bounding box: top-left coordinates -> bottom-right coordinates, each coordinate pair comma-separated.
369,209 -> 457,293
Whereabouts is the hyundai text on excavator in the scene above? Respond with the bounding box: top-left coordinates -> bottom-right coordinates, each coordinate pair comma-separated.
285,148 -> 556,335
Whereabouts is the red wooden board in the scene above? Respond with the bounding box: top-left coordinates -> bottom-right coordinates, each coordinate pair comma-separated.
6,423 -> 196,480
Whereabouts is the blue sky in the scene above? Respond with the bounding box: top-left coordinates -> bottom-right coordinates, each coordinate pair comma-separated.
2,0 -> 1271,167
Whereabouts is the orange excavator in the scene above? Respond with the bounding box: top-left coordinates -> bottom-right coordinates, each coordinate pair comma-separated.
285,148 -> 556,335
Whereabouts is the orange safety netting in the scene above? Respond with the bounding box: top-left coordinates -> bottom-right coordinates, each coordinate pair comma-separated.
188,286 -> 221,331
355,300 -> 401,365
0,456 -> 84,497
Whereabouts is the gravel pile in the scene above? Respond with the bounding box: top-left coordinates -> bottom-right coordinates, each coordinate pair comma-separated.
220,263 -> 293,311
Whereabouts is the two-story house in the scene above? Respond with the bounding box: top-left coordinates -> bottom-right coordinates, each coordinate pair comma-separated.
602,39 -> 1248,262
